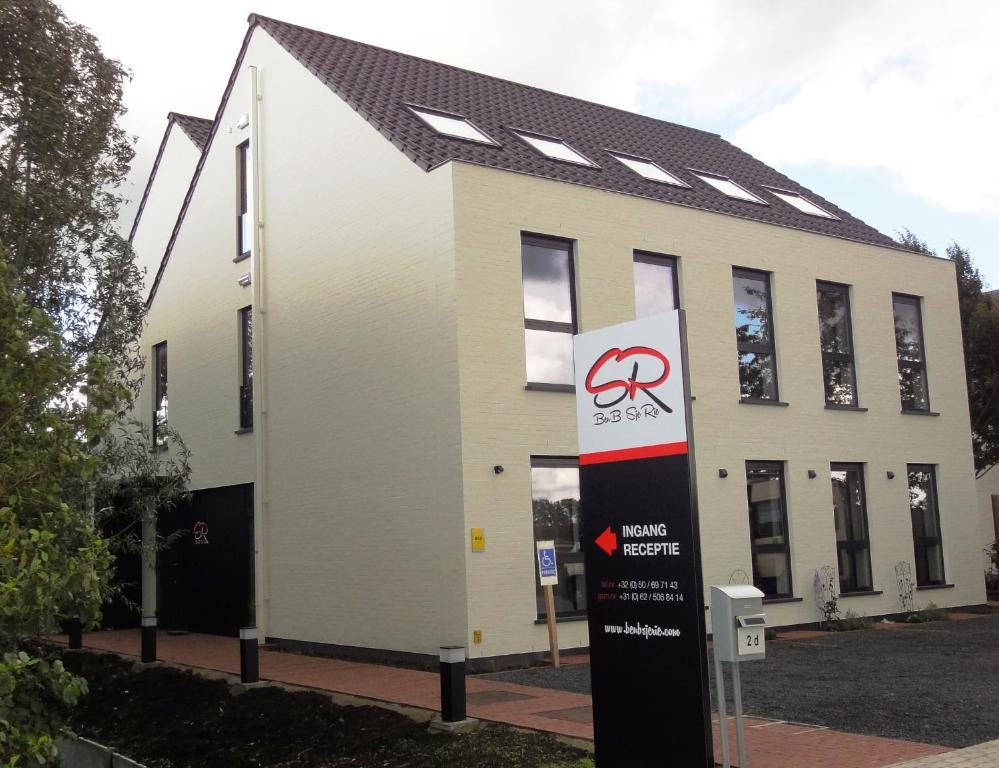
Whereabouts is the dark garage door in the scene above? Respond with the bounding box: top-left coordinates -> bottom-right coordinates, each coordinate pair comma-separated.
158,484 -> 254,636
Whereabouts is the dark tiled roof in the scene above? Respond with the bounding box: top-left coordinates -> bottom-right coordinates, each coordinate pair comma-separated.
253,14 -> 899,250
170,112 -> 214,150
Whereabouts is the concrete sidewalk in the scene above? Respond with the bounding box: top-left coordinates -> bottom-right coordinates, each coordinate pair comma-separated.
887,739 -> 999,767
55,629 -> 951,768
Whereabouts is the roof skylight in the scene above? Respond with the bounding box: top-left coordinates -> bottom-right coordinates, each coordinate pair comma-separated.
693,172 -> 766,204
513,131 -> 596,166
610,153 -> 687,186
766,188 -> 837,218
408,107 -> 496,144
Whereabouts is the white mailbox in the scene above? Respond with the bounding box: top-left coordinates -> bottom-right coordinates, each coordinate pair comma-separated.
711,584 -> 766,663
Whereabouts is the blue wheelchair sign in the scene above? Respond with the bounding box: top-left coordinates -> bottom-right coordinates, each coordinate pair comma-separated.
536,540 -> 558,585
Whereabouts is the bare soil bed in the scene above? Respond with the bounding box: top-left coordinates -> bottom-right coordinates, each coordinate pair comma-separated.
63,652 -> 591,767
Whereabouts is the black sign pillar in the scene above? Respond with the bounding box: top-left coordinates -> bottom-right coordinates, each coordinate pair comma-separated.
574,310 -> 713,767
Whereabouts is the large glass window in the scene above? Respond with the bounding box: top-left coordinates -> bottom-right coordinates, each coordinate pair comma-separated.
817,282 -> 858,406
531,458 -> 585,618
830,463 -> 873,593
733,268 -> 779,401
522,235 -> 576,386
893,294 -> 930,411
745,462 -> 792,598
633,252 -> 678,316
237,141 -> 251,259
152,341 -> 168,448
239,306 -> 253,430
907,465 -> 946,586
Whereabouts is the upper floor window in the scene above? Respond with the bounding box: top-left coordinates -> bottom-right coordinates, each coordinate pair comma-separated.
237,141 -> 251,259
513,130 -> 596,167
733,268 -> 779,401
892,294 -> 929,411
239,306 -> 253,431
765,188 -> 837,218
522,234 -> 576,386
634,252 -> 679,317
531,457 -> 585,619
907,465 -> 945,586
408,106 -> 496,144
817,282 -> 858,406
745,461 -> 793,598
693,172 -> 766,204
152,341 -> 168,448
610,153 -> 687,186
830,463 -> 873,593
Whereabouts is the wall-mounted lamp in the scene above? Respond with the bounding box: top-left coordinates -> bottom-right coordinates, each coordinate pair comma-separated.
236,113 -> 250,130
886,471 -> 895,480
807,469 -> 817,479
238,273 -> 251,287
718,468 -> 728,478
493,465 -> 504,475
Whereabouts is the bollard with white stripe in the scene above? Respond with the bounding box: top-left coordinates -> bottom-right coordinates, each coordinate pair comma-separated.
439,645 -> 467,723
239,627 -> 259,684
140,616 -> 157,663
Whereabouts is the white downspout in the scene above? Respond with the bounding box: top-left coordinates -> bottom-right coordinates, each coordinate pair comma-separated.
249,64 -> 270,638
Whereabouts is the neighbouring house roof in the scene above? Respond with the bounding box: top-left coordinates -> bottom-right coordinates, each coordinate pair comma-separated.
170,112 -> 214,151
128,112 -> 212,244
147,13 -> 909,307
253,14 -> 900,250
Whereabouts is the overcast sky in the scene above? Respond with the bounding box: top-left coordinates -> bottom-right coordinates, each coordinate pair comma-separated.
59,0 -> 998,286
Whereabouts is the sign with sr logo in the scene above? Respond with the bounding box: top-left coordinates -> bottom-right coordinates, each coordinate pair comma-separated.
573,310 -> 713,768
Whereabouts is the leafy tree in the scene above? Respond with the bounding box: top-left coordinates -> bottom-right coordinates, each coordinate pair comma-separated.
0,0 -> 144,384
897,230 -> 999,476
0,256 -> 116,765
1,2 -> 192,762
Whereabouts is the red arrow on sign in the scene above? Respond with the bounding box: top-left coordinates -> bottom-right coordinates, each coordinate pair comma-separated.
595,526 -> 618,556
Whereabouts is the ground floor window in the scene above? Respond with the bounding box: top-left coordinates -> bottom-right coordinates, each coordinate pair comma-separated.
830,463 -> 873,593
745,461 -> 793,598
907,464 -> 946,586
530,457 -> 585,618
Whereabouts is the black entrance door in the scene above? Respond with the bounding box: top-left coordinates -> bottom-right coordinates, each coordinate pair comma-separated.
158,484 -> 254,636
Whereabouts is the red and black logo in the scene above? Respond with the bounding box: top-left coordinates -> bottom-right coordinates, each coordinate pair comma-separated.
584,346 -> 672,412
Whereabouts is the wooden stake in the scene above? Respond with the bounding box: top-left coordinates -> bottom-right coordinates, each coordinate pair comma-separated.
543,584 -> 560,668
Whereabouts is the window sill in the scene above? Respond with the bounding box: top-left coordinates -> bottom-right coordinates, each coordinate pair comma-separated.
232,252 -> 250,264
739,398 -> 789,407
839,589 -> 883,598
916,583 -> 955,591
901,409 -> 939,417
762,596 -> 803,605
825,404 -> 868,412
535,614 -> 587,625
234,427 -> 253,435
525,382 -> 575,393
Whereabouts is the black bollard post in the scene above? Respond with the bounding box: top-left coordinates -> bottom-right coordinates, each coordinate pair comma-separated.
141,616 -> 157,663
239,627 -> 259,684
439,646 -> 466,723
67,617 -> 83,650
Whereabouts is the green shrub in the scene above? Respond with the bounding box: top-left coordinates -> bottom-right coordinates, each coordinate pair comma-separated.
828,610 -> 872,632
908,602 -> 948,623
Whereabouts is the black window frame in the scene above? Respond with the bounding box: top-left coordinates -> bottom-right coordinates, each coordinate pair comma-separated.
236,141 -> 250,260
907,464 -> 946,587
633,251 -> 680,315
530,455 -> 586,620
816,281 -> 859,407
733,267 -> 780,402
238,306 -> 253,431
521,233 -> 578,388
830,463 -> 873,593
892,293 -> 931,412
745,461 -> 794,599
152,341 -> 168,448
